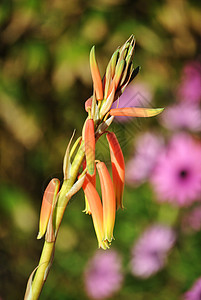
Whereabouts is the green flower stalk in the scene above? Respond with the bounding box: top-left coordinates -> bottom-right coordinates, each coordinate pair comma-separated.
24,35 -> 163,300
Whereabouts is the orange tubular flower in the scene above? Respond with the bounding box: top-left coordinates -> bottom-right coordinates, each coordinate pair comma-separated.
97,162 -> 116,242
83,163 -> 96,215
82,175 -> 109,250
90,46 -> 103,101
110,107 -> 164,118
37,178 -> 60,239
106,132 -> 125,210
84,119 -> 95,175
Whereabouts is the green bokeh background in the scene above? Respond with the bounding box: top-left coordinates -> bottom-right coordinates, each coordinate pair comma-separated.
0,0 -> 201,299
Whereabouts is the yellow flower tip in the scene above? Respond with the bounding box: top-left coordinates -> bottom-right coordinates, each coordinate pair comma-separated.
90,46 -> 103,101
100,240 -> 110,250
84,119 -> 95,175
38,178 -> 60,240
37,232 -> 43,240
83,196 -> 92,215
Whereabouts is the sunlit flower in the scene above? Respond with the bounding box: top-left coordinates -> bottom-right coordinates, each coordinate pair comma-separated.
177,61 -> 201,103
106,132 -> 125,209
184,277 -> 201,300
97,161 -> 116,242
151,133 -> 201,206
82,174 -> 109,250
84,250 -> 123,299
126,132 -> 164,186
160,102 -> 201,132
37,178 -> 60,240
131,225 -> 176,278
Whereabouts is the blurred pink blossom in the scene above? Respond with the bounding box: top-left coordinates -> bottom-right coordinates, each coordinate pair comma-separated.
160,102 -> 201,132
184,277 -> 201,300
177,61 -> 201,103
131,224 -> 176,278
126,132 -> 164,186
151,133 -> 201,206
84,250 -> 123,299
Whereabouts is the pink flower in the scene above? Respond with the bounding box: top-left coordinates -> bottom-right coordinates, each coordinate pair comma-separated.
184,277 -> 201,300
131,224 -> 176,278
84,250 -> 123,299
177,61 -> 201,103
151,133 -> 201,206
160,103 -> 201,132
126,132 -> 164,186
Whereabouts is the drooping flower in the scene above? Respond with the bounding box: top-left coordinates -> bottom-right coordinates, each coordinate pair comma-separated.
160,102 -> 201,132
84,250 -> 123,299
184,277 -> 201,300
84,119 -> 95,175
177,61 -> 201,104
131,224 -> 176,278
126,132 -> 164,186
96,162 -> 116,242
82,174 -> 109,250
83,162 -> 96,215
151,133 -> 201,207
106,132 -> 125,209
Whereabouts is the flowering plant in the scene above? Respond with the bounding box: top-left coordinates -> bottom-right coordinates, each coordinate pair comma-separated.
24,35 -> 163,300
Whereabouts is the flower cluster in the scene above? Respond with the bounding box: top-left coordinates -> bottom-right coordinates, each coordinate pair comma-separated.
37,36 -> 163,249
25,36 -> 164,300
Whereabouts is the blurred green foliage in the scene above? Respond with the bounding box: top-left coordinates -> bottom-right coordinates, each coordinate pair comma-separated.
0,0 -> 201,299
